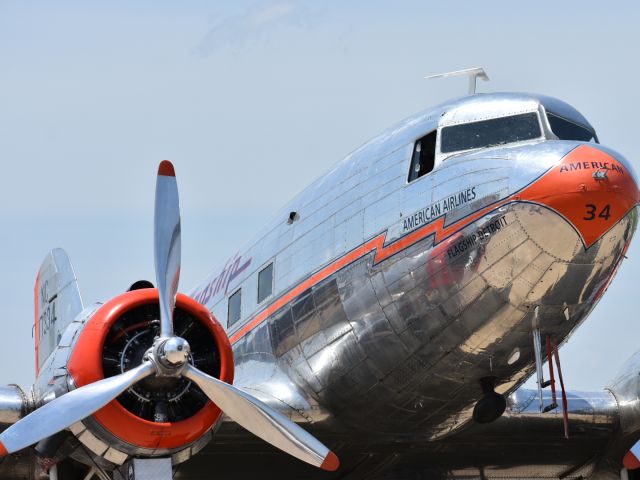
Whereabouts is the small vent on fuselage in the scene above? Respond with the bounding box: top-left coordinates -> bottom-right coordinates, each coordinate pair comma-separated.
287,211 -> 300,224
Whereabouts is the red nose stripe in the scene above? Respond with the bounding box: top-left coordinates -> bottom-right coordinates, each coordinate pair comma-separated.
518,145 -> 640,248
0,441 -> 7,457
321,451 -> 340,471
624,451 -> 640,470
158,160 -> 175,177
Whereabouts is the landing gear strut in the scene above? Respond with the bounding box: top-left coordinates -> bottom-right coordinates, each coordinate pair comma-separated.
472,376 -> 506,424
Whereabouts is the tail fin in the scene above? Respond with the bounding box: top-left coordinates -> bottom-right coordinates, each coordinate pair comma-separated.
34,249 -> 83,377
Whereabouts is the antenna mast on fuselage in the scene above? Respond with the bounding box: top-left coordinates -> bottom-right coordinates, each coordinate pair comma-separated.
426,67 -> 489,95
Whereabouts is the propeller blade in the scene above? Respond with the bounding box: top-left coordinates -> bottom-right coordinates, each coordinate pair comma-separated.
624,439 -> 640,470
184,365 -> 339,471
154,160 -> 181,338
0,362 -> 154,456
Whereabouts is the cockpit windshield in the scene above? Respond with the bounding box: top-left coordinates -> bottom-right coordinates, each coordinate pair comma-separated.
546,112 -> 598,143
440,112 -> 542,154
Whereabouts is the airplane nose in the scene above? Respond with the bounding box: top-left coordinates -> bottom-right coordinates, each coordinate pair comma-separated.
516,144 -> 640,248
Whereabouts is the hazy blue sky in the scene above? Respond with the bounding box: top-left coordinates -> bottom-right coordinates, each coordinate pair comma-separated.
0,0 -> 638,391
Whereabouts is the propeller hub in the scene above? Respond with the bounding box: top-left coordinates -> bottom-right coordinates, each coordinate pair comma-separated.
160,337 -> 191,366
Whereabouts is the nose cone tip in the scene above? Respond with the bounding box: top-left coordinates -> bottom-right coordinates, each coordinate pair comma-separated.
517,144 -> 639,249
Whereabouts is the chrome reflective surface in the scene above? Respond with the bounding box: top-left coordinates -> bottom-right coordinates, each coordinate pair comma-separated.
228,201 -> 634,440
220,139 -> 636,439
160,337 -> 191,366
0,387 -> 29,425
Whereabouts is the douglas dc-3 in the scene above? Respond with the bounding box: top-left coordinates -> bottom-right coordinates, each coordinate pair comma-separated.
0,69 -> 639,479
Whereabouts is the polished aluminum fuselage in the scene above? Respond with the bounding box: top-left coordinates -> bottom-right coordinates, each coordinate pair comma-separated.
187,93 -> 638,478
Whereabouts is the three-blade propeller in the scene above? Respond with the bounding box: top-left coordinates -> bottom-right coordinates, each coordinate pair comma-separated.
0,161 -> 339,472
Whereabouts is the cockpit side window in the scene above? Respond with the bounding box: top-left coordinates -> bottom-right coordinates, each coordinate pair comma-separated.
408,130 -> 436,182
546,112 -> 598,143
441,112 -> 542,154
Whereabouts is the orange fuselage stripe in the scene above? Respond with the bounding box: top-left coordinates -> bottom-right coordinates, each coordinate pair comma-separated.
229,196 -> 511,344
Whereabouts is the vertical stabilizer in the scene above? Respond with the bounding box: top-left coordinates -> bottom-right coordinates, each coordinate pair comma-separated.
34,249 -> 83,377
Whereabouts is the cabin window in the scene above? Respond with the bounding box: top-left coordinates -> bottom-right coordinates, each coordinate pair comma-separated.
228,289 -> 241,327
258,263 -> 274,303
408,131 -> 436,182
547,112 -> 598,143
441,112 -> 542,154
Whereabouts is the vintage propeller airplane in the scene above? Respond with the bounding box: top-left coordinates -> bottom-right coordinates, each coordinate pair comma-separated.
1,69 -> 640,479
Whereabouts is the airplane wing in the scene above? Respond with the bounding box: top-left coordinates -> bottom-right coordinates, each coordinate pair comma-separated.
171,387 -> 627,479
0,385 -> 626,480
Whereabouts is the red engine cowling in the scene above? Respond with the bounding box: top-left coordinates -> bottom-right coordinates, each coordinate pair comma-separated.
67,289 -> 234,456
